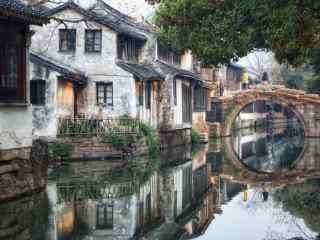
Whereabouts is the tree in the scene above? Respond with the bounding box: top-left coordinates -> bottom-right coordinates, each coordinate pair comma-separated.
151,0 -> 320,67
237,51 -> 275,82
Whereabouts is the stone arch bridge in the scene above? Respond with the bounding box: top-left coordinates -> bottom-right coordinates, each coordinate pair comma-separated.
209,85 -> 320,138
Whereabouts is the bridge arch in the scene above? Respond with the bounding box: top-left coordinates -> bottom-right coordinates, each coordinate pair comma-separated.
216,86 -> 320,138
221,137 -> 318,184
223,96 -> 307,136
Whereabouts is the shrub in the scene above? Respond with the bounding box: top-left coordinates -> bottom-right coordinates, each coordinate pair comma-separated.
191,129 -> 201,145
138,122 -> 160,156
49,142 -> 73,162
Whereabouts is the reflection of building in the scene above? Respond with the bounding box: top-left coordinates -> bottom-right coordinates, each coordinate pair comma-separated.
235,101 -> 267,129
154,147 -> 218,239
234,101 -> 300,130
232,126 -> 304,173
0,192 -> 48,240
218,177 -> 244,206
47,173 -> 161,240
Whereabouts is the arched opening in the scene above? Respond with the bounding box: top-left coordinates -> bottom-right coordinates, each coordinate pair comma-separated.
226,99 -> 306,174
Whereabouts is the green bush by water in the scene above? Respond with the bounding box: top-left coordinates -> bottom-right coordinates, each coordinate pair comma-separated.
191,129 -> 201,145
106,117 -> 160,157
49,142 -> 73,162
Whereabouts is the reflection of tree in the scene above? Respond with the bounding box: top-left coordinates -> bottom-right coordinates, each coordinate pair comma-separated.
274,180 -> 320,236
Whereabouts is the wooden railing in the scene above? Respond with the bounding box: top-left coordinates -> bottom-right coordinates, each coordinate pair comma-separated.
57,117 -> 141,138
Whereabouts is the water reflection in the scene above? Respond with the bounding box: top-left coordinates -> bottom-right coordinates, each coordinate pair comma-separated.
1,136 -> 320,239
233,101 -> 305,173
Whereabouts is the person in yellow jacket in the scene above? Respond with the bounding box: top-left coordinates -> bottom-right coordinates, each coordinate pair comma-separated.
241,71 -> 249,90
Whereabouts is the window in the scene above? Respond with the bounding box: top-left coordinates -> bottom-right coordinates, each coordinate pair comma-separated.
157,42 -> 181,66
30,79 -> 46,105
118,35 -> 143,62
96,82 -> 113,107
138,202 -> 144,227
146,193 -> 151,223
146,81 -> 152,109
85,30 -> 102,52
136,81 -> 144,106
59,29 -> 76,52
96,204 -> 113,229
173,78 -> 177,105
0,22 -> 26,103
194,86 -> 208,112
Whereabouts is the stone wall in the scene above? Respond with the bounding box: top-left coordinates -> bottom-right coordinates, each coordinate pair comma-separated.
30,61 -> 61,138
0,191 -> 48,240
55,137 -> 149,161
159,128 -> 192,150
192,112 -> 209,142
0,140 -> 48,202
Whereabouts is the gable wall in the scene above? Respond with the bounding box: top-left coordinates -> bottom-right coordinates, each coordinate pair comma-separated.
31,8 -> 139,118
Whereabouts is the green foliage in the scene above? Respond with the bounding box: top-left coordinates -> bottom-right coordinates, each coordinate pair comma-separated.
139,122 -> 160,157
108,128 -> 136,149
274,180 -> 320,233
191,129 -> 201,145
279,64 -> 320,93
105,118 -> 160,157
305,76 -> 320,94
153,0 -> 320,67
191,144 -> 202,159
49,142 -> 73,162
281,66 -> 306,90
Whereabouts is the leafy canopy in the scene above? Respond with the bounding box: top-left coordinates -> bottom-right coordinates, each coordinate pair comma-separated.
151,0 -> 320,67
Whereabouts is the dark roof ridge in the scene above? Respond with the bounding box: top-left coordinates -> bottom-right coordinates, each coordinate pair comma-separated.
44,1 -> 148,40
156,60 -> 202,80
117,60 -> 164,81
94,0 -> 152,33
30,52 -> 87,84
0,0 -> 48,25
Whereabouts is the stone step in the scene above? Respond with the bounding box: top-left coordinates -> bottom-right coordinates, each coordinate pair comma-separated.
0,163 -> 19,175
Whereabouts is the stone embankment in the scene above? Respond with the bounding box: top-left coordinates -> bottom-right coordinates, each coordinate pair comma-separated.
0,140 -> 48,202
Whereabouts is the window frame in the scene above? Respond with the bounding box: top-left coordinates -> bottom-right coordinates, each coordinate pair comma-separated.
117,35 -> 143,62
30,79 -> 46,106
96,82 -> 113,107
193,86 -> 208,112
136,81 -> 144,106
157,42 -> 181,66
85,29 -> 102,53
146,81 -> 152,109
173,78 -> 177,106
96,203 -> 114,230
0,21 -> 27,103
59,29 -> 76,52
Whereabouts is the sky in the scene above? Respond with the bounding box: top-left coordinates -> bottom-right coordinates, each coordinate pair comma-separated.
101,0 -> 156,20
196,189 -> 317,240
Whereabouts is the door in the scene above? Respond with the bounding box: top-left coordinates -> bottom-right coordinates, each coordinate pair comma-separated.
182,83 -> 192,123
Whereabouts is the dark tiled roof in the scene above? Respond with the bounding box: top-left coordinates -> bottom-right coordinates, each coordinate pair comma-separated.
117,61 -> 163,81
228,63 -> 245,70
156,60 -> 203,82
45,1 -> 148,41
93,0 -> 153,34
30,52 -> 87,85
0,0 -> 48,25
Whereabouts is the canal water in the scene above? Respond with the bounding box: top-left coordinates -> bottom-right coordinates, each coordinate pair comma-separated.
1,103 -> 320,240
